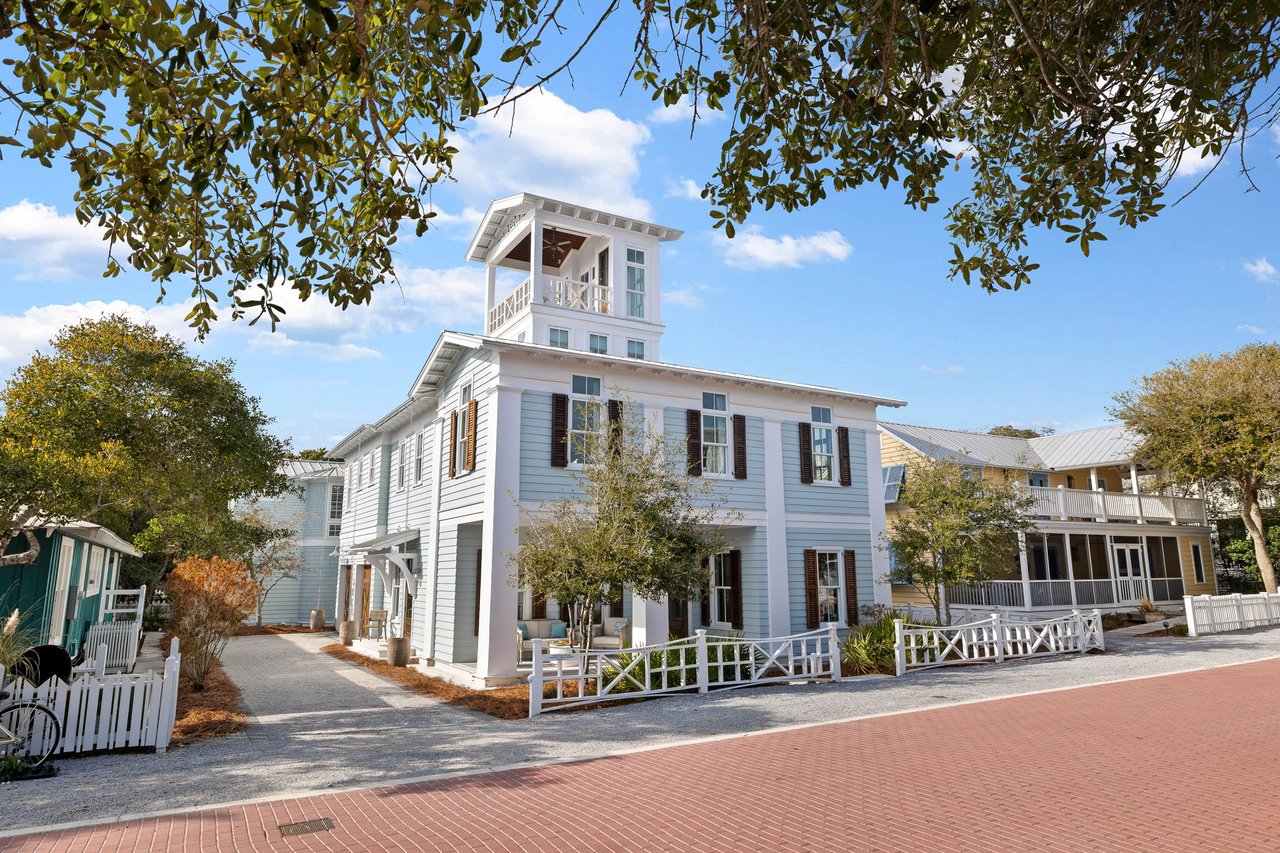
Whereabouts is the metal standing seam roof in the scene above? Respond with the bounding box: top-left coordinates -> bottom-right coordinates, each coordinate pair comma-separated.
279,459 -> 345,480
880,422 -> 1141,471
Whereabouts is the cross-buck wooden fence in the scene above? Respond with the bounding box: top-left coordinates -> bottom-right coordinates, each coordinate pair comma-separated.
893,610 -> 1104,676
1,636 -> 181,755
528,626 -> 841,716
1185,592 -> 1280,637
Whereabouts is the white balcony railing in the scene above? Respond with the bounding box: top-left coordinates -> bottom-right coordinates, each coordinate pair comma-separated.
1024,485 -> 1207,525
486,274 -> 612,333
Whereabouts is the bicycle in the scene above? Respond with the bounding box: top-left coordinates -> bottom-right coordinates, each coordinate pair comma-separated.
0,688 -> 61,768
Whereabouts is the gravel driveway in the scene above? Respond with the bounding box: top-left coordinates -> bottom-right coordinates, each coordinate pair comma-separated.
5,627 -> 1280,834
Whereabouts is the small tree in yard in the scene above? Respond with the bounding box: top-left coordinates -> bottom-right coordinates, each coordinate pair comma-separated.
167,556 -> 259,690
885,458 -> 1037,625
512,409 -> 738,651
236,508 -> 308,627
1113,344 -> 1280,593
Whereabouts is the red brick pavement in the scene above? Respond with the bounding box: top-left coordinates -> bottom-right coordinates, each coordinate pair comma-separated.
7,659 -> 1280,852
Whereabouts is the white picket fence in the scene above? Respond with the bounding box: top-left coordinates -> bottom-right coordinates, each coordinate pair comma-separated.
529,626 -> 841,716
0,637 -> 181,755
893,610 -> 1105,676
1185,592 -> 1280,637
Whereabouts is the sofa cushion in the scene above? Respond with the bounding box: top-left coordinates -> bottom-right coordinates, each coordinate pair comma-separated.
517,622 -> 530,641
612,619 -> 627,637
550,621 -> 567,639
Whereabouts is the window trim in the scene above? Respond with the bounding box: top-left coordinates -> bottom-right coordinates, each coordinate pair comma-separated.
814,550 -> 842,625
455,384 -> 473,476
397,439 -> 408,491
700,392 -> 730,478
709,552 -> 734,629
568,374 -> 604,467
327,483 -> 344,537
367,450 -> 376,489
549,327 -> 570,349
1028,471 -> 1050,488
625,247 -> 646,319
626,339 -> 645,360
414,432 -> 425,486
588,333 -> 608,355
1191,542 -> 1206,585
810,406 -> 835,484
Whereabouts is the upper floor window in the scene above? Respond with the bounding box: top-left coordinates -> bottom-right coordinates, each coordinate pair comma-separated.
1028,472 -> 1049,487
626,248 -> 646,318
810,406 -> 834,483
397,440 -> 408,490
570,374 -> 603,465
627,339 -> 645,360
589,334 -> 608,355
549,327 -> 569,349
328,484 -> 343,536
414,432 -> 425,485
702,392 -> 729,476
456,384 -> 472,471
367,450 -> 376,488
357,453 -> 366,489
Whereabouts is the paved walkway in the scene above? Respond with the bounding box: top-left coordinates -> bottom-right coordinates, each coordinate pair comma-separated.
7,654 -> 1280,851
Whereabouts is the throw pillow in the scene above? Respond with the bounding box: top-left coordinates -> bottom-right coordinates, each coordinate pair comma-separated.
613,619 -> 627,637
549,621 -> 567,639
517,622 -> 530,641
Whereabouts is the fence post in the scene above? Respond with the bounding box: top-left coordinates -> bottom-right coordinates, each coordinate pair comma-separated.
528,638 -> 543,717
1234,593 -> 1246,630
1267,593 -> 1277,626
893,619 -> 906,677
827,623 -> 842,683
155,638 -> 181,754
94,643 -> 108,678
992,610 -> 1004,663
1092,610 -> 1105,652
695,630 -> 709,693
1184,595 -> 1198,637
1070,609 -> 1083,654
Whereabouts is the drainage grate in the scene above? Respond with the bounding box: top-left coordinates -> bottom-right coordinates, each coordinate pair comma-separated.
278,818 -> 335,837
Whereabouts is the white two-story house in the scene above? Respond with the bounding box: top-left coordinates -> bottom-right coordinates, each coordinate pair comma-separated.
329,193 -> 904,687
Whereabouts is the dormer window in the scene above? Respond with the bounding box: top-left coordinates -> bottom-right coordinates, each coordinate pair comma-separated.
626,249 -> 646,319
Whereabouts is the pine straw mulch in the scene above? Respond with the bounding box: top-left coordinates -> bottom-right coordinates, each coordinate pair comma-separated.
160,635 -> 248,745
235,624 -> 332,636
321,643 -> 531,719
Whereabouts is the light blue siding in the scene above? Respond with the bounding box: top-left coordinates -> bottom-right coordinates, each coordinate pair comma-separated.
661,408 -> 767,511
519,390 -> 580,502
781,423 -> 870,515
786,528 -> 875,634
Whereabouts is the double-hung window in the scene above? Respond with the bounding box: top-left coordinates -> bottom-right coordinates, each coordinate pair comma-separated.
589,334 -> 608,355
414,432 -> 425,485
397,440 -> 407,490
627,339 -> 645,360
549,327 -> 569,349
569,374 -> 603,465
701,392 -> 729,476
456,385 -> 472,471
358,454 -> 366,489
367,450 -> 376,488
710,553 -> 734,627
328,484 -> 343,536
626,249 -> 646,318
816,551 -> 841,623
811,407 -> 834,483
1028,472 -> 1050,487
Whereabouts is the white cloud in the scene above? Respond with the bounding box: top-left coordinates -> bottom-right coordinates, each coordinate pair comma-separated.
663,283 -> 713,310
0,200 -> 110,279
919,364 -> 965,375
424,206 -> 485,230
664,177 -> 705,201
1170,144 -> 1217,178
649,93 -> 724,126
713,225 -> 852,270
1238,324 -> 1266,335
1243,257 -> 1277,282
449,89 -> 653,219
0,299 -> 199,371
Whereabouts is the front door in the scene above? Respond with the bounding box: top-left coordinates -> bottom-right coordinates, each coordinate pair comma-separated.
360,566 -> 372,636
1113,544 -> 1147,603
48,537 -> 75,645
668,598 -> 688,639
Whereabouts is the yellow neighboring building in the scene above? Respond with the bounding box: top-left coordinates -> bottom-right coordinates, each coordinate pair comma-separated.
880,422 -> 1217,615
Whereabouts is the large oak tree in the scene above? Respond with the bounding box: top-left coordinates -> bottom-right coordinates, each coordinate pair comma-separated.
1,1 -> 1275,331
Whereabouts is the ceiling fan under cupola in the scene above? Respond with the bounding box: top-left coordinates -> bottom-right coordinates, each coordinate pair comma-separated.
541,226 -> 586,269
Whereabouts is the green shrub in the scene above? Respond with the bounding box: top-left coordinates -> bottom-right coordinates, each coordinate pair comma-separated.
1171,623 -> 1189,637
840,609 -> 923,675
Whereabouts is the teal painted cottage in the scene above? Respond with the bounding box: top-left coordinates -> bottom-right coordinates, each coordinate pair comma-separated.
0,520 -> 140,656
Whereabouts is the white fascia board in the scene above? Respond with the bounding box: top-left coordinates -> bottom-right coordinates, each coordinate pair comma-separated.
406,331 -> 485,398
328,423 -> 377,459
465,193 -> 530,263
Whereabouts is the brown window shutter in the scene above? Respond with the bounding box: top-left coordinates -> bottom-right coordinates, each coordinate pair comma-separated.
448,410 -> 458,478
607,399 -> 624,457
732,414 -> 747,480
474,549 -> 482,637
844,550 -> 859,625
610,587 -> 624,618
531,592 -> 547,621
700,556 -> 711,626
804,549 -> 819,629
837,426 -> 852,487
550,393 -> 569,467
798,422 -> 814,485
686,409 -> 702,476
465,398 -> 479,471
729,550 -> 743,630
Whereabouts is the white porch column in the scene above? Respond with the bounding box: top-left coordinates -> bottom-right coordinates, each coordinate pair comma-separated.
1018,533 -> 1032,609
1089,467 -> 1098,490
762,418 -> 792,634
351,563 -> 366,634
1064,533 -> 1078,607
423,416 -> 445,664
1105,534 -> 1119,604
865,424 -> 893,607
483,264 -> 496,334
1131,462 -> 1146,523
630,593 -> 668,647
476,386 -> 522,680
529,213 -> 543,301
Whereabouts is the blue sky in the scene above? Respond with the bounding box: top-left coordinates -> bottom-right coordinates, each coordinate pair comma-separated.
1,17 -> 1278,451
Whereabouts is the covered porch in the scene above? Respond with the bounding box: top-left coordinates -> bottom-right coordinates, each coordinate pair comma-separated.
948,529 -> 1202,613
337,529 -> 421,663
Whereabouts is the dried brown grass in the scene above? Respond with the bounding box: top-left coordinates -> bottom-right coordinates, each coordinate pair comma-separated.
159,634 -> 247,744
321,644 -> 531,720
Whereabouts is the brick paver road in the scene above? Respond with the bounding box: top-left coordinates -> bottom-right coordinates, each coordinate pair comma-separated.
7,657 -> 1279,852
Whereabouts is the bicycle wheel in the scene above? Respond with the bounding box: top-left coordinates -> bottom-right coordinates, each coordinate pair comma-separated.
0,702 -> 61,768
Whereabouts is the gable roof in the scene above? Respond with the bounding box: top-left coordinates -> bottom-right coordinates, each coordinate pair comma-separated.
280,459 -> 345,480
880,422 -> 1141,471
